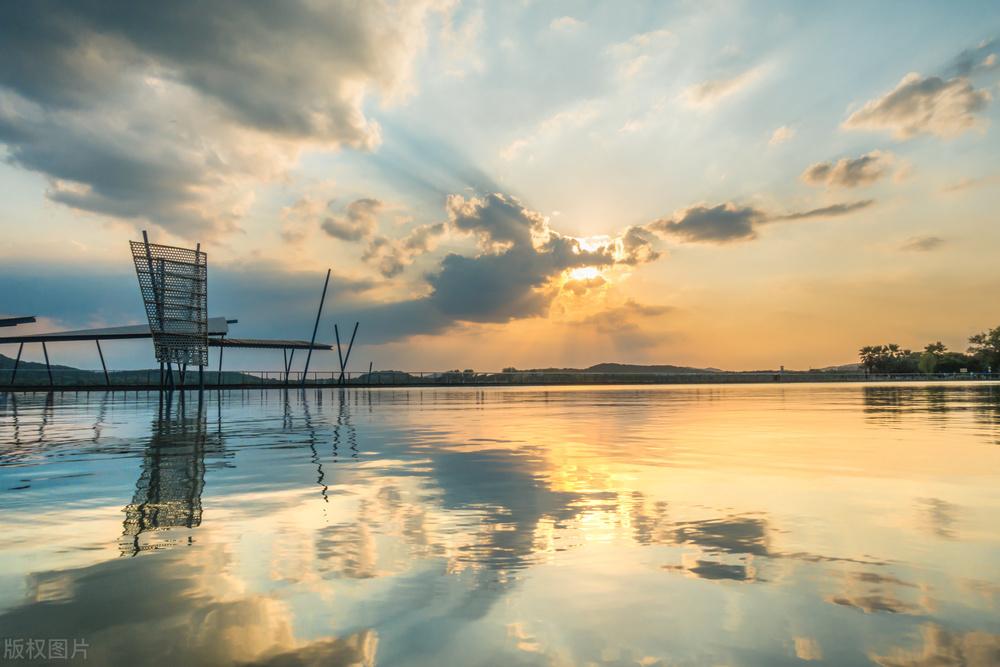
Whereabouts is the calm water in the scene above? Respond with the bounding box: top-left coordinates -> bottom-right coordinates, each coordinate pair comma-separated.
1,384 -> 999,666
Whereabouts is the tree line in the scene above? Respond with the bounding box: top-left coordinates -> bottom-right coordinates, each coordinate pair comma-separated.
859,325 -> 1000,374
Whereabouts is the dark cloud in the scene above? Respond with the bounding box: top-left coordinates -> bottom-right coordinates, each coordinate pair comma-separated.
321,198 -> 382,242
340,194 -> 658,341
446,192 -> 545,249
649,203 -> 765,243
802,152 -> 892,188
900,235 -> 946,252
844,73 -> 991,139
0,1 -> 447,237
618,225 -> 661,264
776,200 -> 875,220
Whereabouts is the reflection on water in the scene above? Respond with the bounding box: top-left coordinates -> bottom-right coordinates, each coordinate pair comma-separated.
1,384 -> 999,666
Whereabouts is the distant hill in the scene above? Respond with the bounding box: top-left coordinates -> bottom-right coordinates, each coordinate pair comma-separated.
521,362 -> 723,374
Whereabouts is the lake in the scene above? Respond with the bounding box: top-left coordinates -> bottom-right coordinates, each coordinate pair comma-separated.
1,384 -> 999,666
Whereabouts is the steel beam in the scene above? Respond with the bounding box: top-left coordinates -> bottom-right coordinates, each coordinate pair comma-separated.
10,342 -> 23,384
96,340 -> 110,386
42,342 -> 53,387
301,269 -> 331,386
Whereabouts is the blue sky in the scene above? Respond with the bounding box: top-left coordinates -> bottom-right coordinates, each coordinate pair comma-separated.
1,1 -> 999,371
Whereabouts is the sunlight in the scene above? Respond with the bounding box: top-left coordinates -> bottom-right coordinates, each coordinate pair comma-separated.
567,266 -> 603,282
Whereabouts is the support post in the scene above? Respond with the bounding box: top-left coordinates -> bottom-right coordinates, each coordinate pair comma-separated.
301,269 -> 331,386
218,336 -> 225,385
10,342 -> 23,385
338,322 -> 359,385
368,360 -> 373,387
199,363 -> 204,391
334,324 -> 344,384
96,340 -> 110,386
42,342 -> 53,387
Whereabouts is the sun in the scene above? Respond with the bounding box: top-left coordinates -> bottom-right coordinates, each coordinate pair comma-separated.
567,266 -> 603,282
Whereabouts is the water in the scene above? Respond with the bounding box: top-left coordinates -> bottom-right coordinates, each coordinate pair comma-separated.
1,384 -> 999,666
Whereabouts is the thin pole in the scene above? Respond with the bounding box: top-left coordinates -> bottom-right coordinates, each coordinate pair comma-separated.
339,322 -> 359,385
42,342 -> 53,387
199,363 -> 204,391
302,269 -> 331,386
96,340 -> 110,386
10,342 -> 23,384
218,335 -> 225,384
368,360 -> 373,387
334,324 -> 344,383
283,349 -> 288,386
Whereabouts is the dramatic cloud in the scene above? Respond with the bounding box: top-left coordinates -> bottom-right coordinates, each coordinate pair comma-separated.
0,1 -> 450,237
843,73 -> 991,139
649,203 -> 765,243
322,198 -> 383,242
344,193 -> 662,342
775,200 -> 875,221
802,151 -> 893,188
649,199 -> 873,244
769,125 -> 795,146
682,67 -> 763,108
900,235 -> 946,252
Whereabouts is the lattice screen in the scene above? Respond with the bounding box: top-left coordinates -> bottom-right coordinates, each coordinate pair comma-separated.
130,239 -> 208,366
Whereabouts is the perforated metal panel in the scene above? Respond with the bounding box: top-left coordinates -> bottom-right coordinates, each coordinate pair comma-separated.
130,239 -> 208,366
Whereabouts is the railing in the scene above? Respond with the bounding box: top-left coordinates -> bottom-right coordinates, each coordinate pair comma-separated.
2,368 -> 999,390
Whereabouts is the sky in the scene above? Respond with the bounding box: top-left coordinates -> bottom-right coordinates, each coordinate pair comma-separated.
1,0 -> 999,372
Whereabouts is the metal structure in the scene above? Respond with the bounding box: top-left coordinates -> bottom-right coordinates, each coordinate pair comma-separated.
130,232 -> 208,369
1,234 -> 347,390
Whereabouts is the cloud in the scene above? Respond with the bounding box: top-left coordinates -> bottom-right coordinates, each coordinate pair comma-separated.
550,16 -> 583,32
900,235 -> 946,252
775,200 -> 875,221
941,174 -> 1000,193
500,102 -> 599,161
843,73 -> 991,139
362,222 -> 446,278
768,125 -> 795,146
0,1 -> 451,238
649,203 -> 765,243
649,198 -> 873,244
951,37 -> 1000,76
321,198 -> 383,242
343,193 -> 661,342
607,29 -> 672,80
573,300 -> 673,350
802,151 -> 893,188
682,66 -> 764,108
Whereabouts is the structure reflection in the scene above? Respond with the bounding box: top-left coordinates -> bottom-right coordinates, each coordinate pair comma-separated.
120,392 -> 224,556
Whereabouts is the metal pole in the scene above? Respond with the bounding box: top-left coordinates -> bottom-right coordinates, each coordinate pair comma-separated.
301,269 -> 331,386
218,336 -> 225,385
96,340 -> 110,386
10,342 -> 23,384
42,342 -> 53,387
339,321 -> 359,384
334,324 -> 344,384
199,363 -> 204,392
368,360 -> 373,387
284,349 -> 295,384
